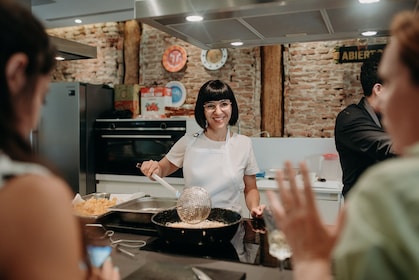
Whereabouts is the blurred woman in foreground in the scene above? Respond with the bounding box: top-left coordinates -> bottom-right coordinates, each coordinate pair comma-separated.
0,1 -> 119,279
267,11 -> 419,280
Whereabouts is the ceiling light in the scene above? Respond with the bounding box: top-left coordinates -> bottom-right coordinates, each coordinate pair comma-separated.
186,15 -> 203,22
361,30 -> 377,36
74,19 -> 82,24
231,41 -> 243,47
358,0 -> 380,3
55,56 -> 65,61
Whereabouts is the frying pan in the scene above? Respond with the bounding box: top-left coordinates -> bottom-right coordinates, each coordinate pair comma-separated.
151,208 -> 242,246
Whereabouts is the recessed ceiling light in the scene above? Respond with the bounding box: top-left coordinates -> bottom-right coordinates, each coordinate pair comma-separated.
358,0 -> 379,3
361,31 -> 377,36
74,19 -> 82,24
186,15 -> 203,22
231,41 -> 243,47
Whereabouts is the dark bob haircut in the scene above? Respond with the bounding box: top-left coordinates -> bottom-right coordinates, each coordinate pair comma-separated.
194,80 -> 239,129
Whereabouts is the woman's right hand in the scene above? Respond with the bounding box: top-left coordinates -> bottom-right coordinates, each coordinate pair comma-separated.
139,160 -> 161,178
88,258 -> 120,280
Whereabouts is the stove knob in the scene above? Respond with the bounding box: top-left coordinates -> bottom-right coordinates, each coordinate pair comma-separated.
109,123 -> 116,130
160,122 -> 167,129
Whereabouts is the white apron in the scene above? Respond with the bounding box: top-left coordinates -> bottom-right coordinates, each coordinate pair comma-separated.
183,128 -> 243,213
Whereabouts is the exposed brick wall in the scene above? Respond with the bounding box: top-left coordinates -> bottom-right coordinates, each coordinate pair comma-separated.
139,25 -> 261,136
283,37 -> 387,137
46,22 -> 387,138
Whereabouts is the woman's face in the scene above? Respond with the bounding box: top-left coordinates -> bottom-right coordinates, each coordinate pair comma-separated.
203,99 -> 232,130
379,38 -> 419,154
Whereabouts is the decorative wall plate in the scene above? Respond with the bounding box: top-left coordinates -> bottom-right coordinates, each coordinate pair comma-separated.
166,81 -> 186,107
162,45 -> 187,72
201,48 -> 228,70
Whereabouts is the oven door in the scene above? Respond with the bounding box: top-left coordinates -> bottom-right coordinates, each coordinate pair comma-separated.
95,131 -> 183,178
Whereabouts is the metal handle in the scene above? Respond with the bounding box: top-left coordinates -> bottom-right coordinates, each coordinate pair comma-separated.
101,135 -> 171,139
152,173 -> 181,198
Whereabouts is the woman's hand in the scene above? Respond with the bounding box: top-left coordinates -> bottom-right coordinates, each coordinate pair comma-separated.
250,204 -> 265,218
138,160 -> 161,178
266,161 -> 343,272
88,258 -> 120,280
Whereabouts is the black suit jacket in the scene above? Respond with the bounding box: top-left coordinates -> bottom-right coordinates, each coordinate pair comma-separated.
334,97 -> 396,197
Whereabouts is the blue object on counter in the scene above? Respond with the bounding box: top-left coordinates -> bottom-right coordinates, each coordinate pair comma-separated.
256,171 -> 266,178
87,245 -> 112,267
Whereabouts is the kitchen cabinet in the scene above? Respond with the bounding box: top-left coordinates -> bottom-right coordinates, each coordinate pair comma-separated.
248,179 -> 343,225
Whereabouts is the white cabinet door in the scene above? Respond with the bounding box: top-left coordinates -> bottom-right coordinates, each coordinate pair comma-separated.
242,189 -> 342,225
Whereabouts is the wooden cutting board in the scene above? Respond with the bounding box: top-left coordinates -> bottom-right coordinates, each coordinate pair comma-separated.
124,261 -> 246,280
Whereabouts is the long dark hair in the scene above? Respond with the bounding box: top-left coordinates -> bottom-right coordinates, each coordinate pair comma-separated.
0,0 -> 56,163
194,80 -> 239,129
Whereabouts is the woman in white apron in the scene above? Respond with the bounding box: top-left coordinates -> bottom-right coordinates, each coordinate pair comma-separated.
140,80 -> 264,218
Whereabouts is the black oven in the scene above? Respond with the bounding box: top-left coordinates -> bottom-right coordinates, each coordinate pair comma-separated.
94,119 -> 187,178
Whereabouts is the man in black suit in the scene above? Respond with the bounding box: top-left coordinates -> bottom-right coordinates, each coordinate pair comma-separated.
335,52 -> 396,197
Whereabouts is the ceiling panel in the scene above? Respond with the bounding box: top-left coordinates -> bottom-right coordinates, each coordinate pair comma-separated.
170,19 -> 262,44
244,11 -> 329,38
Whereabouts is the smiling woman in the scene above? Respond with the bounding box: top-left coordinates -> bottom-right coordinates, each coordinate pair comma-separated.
140,80 -> 265,219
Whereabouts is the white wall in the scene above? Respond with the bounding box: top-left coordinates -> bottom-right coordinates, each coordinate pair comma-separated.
251,137 -> 341,177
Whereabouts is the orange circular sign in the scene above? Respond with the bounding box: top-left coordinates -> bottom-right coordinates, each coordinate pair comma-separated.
162,45 -> 187,72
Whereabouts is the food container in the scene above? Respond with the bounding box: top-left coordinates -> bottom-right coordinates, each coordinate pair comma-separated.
108,196 -> 177,224
73,192 -> 120,223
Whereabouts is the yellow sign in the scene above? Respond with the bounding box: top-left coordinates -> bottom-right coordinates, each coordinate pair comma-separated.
335,44 -> 386,64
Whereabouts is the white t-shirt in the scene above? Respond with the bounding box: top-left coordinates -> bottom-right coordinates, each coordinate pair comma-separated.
166,132 -> 260,176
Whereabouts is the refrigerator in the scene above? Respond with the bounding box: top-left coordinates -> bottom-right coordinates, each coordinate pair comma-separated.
31,82 -> 114,195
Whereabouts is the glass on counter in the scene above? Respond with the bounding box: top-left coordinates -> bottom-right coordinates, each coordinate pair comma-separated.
263,207 -> 292,270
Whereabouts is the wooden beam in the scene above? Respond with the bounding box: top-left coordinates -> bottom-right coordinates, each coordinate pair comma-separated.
124,20 -> 142,84
261,45 -> 283,137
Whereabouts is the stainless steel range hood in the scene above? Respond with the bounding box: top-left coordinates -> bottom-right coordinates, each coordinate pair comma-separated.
135,0 -> 418,49
50,36 -> 97,60
17,0 -> 97,60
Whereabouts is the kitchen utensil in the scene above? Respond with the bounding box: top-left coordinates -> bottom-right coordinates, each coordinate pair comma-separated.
176,186 -> 212,224
152,173 -> 211,224
151,208 -> 241,245
152,173 -> 181,198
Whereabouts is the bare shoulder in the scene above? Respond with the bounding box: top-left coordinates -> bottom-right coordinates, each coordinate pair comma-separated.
1,173 -> 74,209
0,174 -> 77,264
0,173 -> 75,234
0,174 -> 84,279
